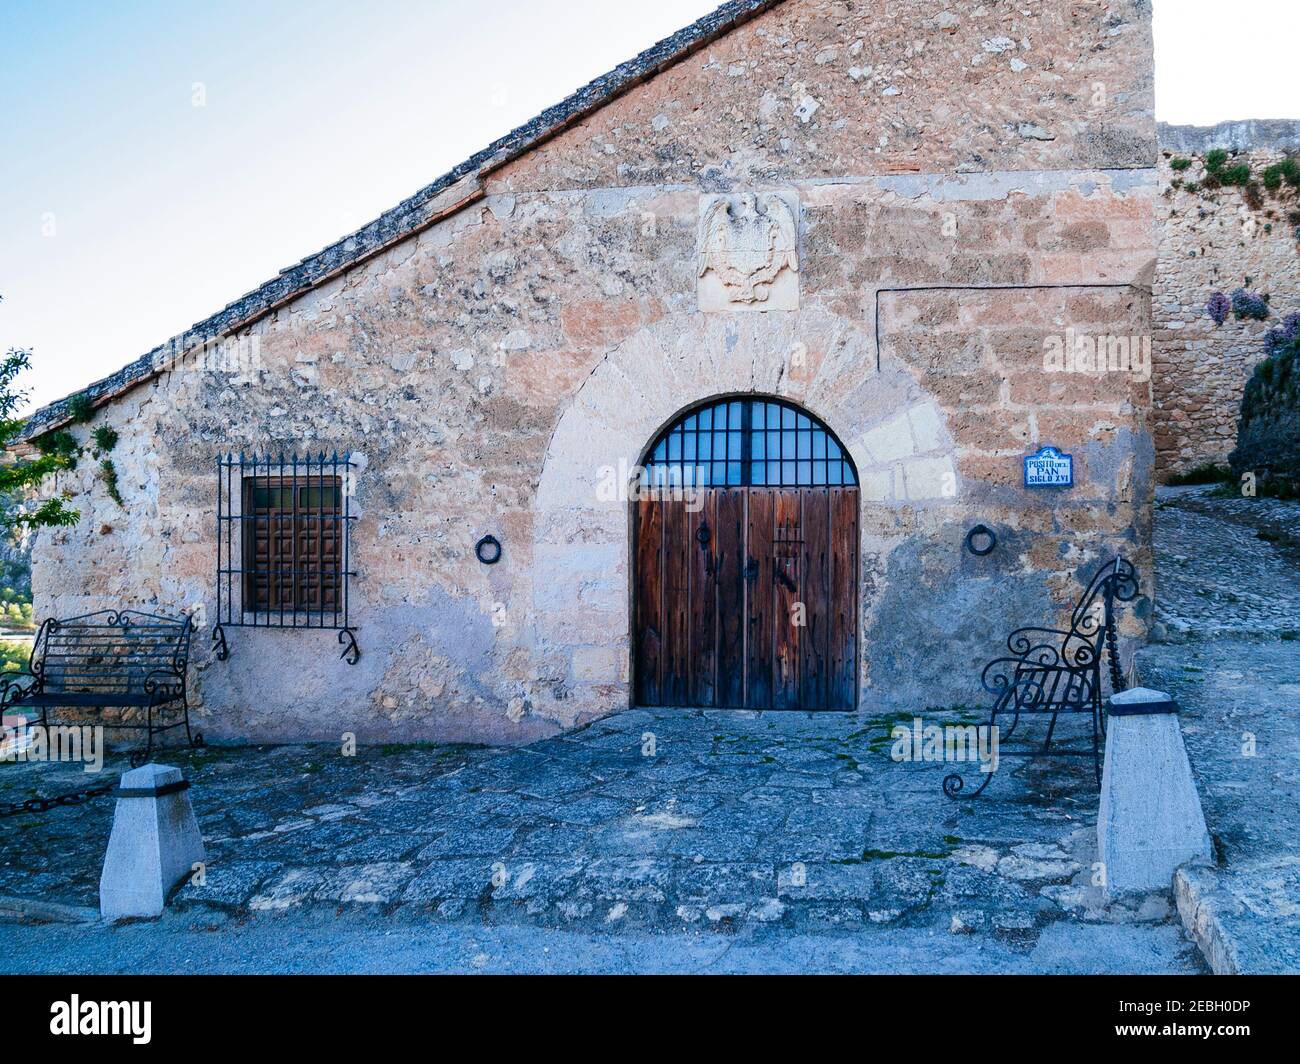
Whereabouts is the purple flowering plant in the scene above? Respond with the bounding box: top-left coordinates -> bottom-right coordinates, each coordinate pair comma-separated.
1231,288 -> 1270,322
1206,290 -> 1230,325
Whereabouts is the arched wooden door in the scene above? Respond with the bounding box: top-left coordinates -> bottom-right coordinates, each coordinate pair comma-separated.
634,397 -> 859,711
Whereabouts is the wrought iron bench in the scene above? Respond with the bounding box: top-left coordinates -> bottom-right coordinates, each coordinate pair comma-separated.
0,609 -> 200,766
942,556 -> 1139,799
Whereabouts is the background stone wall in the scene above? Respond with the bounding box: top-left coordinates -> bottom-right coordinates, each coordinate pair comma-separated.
1153,121 -> 1300,476
29,0 -> 1157,744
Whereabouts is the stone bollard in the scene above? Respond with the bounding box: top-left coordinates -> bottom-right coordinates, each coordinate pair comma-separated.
1098,687 -> 1212,895
100,763 -> 205,921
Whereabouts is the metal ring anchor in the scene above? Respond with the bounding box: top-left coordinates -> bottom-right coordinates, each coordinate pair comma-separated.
964,524 -> 997,556
475,535 -> 502,565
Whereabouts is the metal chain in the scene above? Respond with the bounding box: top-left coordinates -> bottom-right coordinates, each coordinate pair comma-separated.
0,781 -> 115,819
1105,604 -> 1126,694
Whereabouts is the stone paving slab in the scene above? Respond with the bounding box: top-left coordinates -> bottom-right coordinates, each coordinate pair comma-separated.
0,704 -> 1192,965
1152,485 -> 1300,640
1140,638 -> 1300,868
0,906 -> 1201,975
1140,638 -> 1300,973
1140,484 -> 1300,974
1174,859 -> 1300,975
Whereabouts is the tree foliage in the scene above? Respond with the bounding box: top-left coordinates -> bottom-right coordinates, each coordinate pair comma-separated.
0,295 -> 81,532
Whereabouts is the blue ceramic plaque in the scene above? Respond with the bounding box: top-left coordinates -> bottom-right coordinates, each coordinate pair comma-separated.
1023,446 -> 1073,488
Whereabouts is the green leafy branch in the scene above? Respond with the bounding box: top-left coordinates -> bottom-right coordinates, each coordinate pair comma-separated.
0,346 -> 80,531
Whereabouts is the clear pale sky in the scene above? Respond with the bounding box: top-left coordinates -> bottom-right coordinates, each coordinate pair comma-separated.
2,0 -> 1298,413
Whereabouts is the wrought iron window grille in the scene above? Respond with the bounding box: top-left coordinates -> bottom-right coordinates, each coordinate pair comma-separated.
214,451 -> 360,664
643,397 -> 858,489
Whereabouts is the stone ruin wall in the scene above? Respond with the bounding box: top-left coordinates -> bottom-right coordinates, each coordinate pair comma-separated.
1154,121 -> 1300,477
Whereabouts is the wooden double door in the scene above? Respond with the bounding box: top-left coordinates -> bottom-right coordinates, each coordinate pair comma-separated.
634,486 -> 858,710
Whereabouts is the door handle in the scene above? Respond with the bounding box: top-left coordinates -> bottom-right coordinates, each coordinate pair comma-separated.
697,523 -> 720,579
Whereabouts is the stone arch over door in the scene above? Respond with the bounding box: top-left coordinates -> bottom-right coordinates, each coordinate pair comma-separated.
531,309 -> 957,728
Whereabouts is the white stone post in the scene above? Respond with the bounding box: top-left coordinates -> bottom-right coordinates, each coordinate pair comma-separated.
100,763 -> 205,920
1098,687 -> 1213,895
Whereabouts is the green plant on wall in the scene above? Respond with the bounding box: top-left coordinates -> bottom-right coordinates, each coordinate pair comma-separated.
1262,157 -> 1300,192
89,424 -> 124,507
1193,149 -> 1300,214
23,394 -> 124,512
1199,148 -> 1252,191
91,425 -> 119,455
33,429 -> 80,465
65,391 -> 95,423
1217,163 -> 1253,186
1169,156 -> 1192,172
18,428 -> 83,526
98,459 -> 124,507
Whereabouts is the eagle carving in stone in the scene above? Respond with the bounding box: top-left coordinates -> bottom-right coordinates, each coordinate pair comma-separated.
698,193 -> 799,304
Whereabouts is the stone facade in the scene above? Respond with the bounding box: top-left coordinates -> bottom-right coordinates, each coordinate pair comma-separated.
1153,122 -> 1300,476
22,0 -> 1158,745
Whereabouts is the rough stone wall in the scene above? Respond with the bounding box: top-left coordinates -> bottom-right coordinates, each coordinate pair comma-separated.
30,0 -> 1157,744
495,0 -> 1154,193
1153,128 -> 1300,476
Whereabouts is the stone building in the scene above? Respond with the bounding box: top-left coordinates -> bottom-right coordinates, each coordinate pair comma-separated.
1153,120 -> 1300,477
19,0 -> 1158,745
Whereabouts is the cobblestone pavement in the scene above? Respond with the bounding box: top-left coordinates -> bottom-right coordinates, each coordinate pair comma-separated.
1152,485 -> 1300,640
0,707 -> 1196,967
1141,485 -> 1300,973
1141,639 -> 1300,868
0,907 -> 1196,975
1138,638 -> 1300,973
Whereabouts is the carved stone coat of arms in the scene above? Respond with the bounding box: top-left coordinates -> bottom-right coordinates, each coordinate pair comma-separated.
697,191 -> 800,312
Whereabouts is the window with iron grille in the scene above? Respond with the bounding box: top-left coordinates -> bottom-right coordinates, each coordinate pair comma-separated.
213,452 -> 359,663
643,397 -> 858,487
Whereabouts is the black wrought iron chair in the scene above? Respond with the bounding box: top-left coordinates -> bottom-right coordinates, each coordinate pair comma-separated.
942,556 -> 1140,799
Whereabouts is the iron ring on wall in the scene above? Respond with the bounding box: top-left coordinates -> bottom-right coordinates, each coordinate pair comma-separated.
964,524 -> 997,557
475,535 -> 502,565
